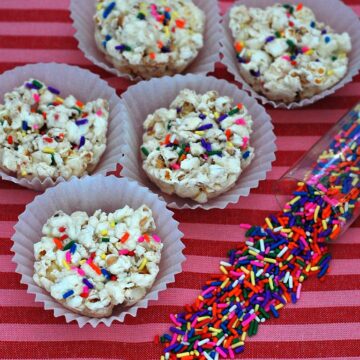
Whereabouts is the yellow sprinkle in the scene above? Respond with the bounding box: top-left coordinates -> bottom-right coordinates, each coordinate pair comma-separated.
299,275 -> 305,282
268,277 -> 274,290
275,303 -> 284,310
314,205 -> 320,222
214,112 -> 219,118
209,327 -> 222,333
250,271 -> 256,286
327,70 -> 334,76
241,266 -> 250,274
248,250 -> 259,257
195,131 -> 205,136
194,351 -> 200,357
306,264 -> 311,272
255,304 -> 259,312
42,147 -> 55,154
55,96 -> 64,103
96,3 -> 103,10
79,259 -> 86,265
161,356 -> 165,360
264,257 -> 277,264
311,266 -> 320,271
21,170 -> 27,177
138,258 -> 147,271
101,229 -> 108,236
197,316 -> 210,322
265,217 -> 273,229
322,220 -> 328,230
62,259 -> 70,270
226,141 -> 234,147
286,254 -> 294,262
187,323 -> 191,331
233,341 -> 245,349
220,278 -> 229,289
220,265 -> 228,275
164,26 -> 170,36
110,221 -> 116,228
101,253 -> 106,260
281,228 -> 291,233
198,295 -> 204,301
289,196 -> 301,205
306,49 -> 314,55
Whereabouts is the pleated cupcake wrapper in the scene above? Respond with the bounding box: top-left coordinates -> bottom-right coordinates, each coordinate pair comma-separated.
221,0 -> 360,109
119,73 -> 276,210
11,175 -> 185,327
0,63 -> 126,191
69,0 -> 222,81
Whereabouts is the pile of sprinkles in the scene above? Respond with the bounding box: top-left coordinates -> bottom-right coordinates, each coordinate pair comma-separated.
157,106 -> 360,359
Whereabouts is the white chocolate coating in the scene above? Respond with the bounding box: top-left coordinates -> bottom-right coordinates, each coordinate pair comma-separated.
33,205 -> 163,317
229,4 -> 351,103
141,89 -> 254,203
94,0 -> 205,79
0,79 -> 109,181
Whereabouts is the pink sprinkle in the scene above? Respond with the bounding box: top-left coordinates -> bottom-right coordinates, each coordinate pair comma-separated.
65,251 -> 71,263
171,163 -> 180,170
33,124 -> 39,130
138,236 -> 145,243
96,109 -> 103,116
251,260 -> 264,267
256,254 -> 264,261
317,183 -> 327,192
202,286 -> 215,296
191,317 -> 198,327
170,333 -> 177,345
194,340 -> 199,350
119,249 -> 129,255
242,137 -> 249,147
228,312 -> 235,320
77,268 -> 85,276
282,55 -> 291,61
152,234 -> 161,243
235,118 -> 246,125
302,46 -> 310,53
228,347 -> 235,359
296,283 -> 302,299
170,314 -> 181,327
239,223 -> 251,229
83,286 -> 89,294
86,258 -> 92,264
242,313 -> 256,327
230,270 -> 243,277
207,342 -> 216,346
217,303 -> 228,309
299,236 -> 308,248
33,93 -> 40,103
216,347 -> 227,358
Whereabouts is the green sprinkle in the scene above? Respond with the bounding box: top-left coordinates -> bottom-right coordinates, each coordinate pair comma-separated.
72,106 -> 82,114
207,150 -> 222,156
228,108 -> 239,116
63,240 -> 75,251
331,56 -> 338,61
141,147 -> 149,156
275,31 -> 281,38
137,12 -> 146,20
296,259 -> 306,267
259,307 -> 270,319
102,238 -> 110,242
32,80 -> 43,89
50,154 -> 56,166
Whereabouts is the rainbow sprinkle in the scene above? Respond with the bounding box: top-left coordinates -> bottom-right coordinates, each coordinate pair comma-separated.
158,105 -> 360,359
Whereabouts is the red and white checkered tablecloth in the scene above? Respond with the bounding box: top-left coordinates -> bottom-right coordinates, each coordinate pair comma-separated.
0,0 -> 360,359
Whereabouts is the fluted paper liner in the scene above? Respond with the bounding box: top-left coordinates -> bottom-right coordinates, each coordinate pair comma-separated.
70,0 -> 222,81
221,0 -> 360,109
11,175 -> 185,327
0,63 -> 126,191
119,74 -> 276,210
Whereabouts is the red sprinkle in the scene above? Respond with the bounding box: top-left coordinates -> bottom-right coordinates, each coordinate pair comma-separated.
7,136 -> 13,145
175,19 -> 186,28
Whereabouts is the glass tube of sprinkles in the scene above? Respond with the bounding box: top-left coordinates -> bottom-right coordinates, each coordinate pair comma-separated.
275,103 -> 360,235
158,106 -> 360,360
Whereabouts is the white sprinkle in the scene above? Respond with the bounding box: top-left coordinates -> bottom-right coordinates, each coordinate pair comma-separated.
289,275 -> 293,289
284,271 -> 290,284
229,305 -> 237,313
216,336 -> 225,346
220,261 -> 231,267
170,134 -> 176,143
245,241 -> 254,246
277,246 -> 288,258
259,239 -> 265,252
232,280 -> 239,288
198,339 -> 210,346
256,269 -> 264,277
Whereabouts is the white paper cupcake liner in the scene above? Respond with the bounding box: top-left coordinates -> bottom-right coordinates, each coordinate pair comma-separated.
221,0 -> 360,109
119,73 -> 276,210
0,63 -> 126,191
11,175 -> 185,327
69,0 -> 222,81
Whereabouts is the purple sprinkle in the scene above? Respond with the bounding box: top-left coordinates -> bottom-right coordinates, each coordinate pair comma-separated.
75,118 -> 89,126
201,138 -> 212,152
199,113 -> 207,120
79,136 -> 86,148
164,343 -> 178,353
250,69 -> 261,77
25,83 -> 37,90
217,114 -> 228,122
47,86 -> 60,95
82,278 -> 94,289
176,107 -> 182,114
265,36 -> 276,43
115,44 -> 126,51
197,124 -> 213,131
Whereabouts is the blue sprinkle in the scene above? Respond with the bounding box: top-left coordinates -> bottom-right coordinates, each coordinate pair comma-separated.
199,113 -> 207,120
325,36 -> 331,43
22,121 -> 28,131
265,36 -> 276,43
250,69 -> 261,77
75,118 -> 89,126
70,243 -> 77,255
310,21 -> 316,28
217,114 -> 228,122
270,304 -> 279,318
101,268 -> 111,279
103,1 -> 116,19
105,34 -> 112,41
243,150 -> 251,159
47,86 -> 60,95
197,123 -> 213,131
62,290 -> 74,299
79,136 -> 85,148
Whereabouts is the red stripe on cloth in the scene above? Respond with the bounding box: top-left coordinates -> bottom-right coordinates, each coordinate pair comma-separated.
0,10 -> 71,23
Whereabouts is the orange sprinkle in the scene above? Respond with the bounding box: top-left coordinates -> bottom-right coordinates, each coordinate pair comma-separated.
175,18 -> 186,28
237,103 -> 243,110
234,41 -> 244,53
143,234 -> 150,242
120,232 -> 130,243
157,41 -> 164,49
53,238 -> 63,250
76,100 -> 84,108
89,262 -> 102,275
296,3 -> 303,11
225,129 -> 232,140
149,52 -> 156,60
164,134 -> 171,145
